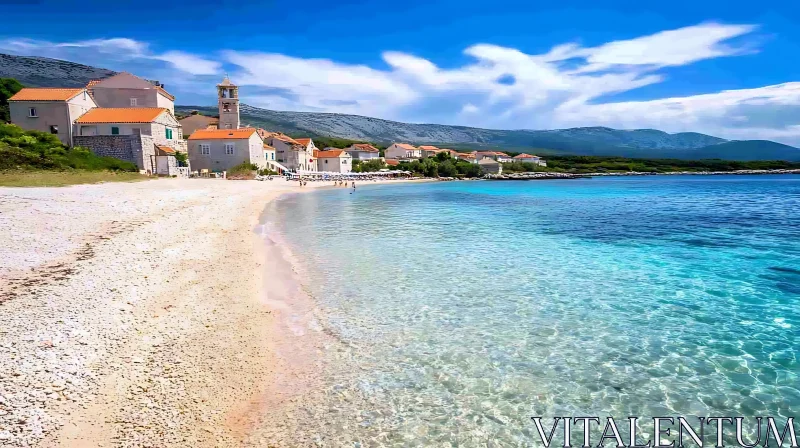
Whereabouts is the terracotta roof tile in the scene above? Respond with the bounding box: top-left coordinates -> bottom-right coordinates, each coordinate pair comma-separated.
385,159 -> 400,166
317,150 -> 347,158
10,88 -> 85,102
393,143 -> 418,150
86,80 -> 101,89
272,134 -> 302,145
76,108 -> 168,124
513,153 -> 539,159
189,128 -> 258,140
263,144 -> 275,150
351,143 -> 379,152
295,138 -> 312,146
419,145 -> 439,150
156,145 -> 176,154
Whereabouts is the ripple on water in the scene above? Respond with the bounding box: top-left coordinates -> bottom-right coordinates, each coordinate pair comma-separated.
268,176 -> 800,445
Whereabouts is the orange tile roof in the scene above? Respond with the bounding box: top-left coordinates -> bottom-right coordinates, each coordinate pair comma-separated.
76,108 -> 168,124
272,134 -> 302,145
156,145 -> 176,154
263,144 -> 275,150
189,128 -> 258,140
86,80 -> 101,89
316,150 -> 347,158
385,159 -> 400,166
513,153 -> 539,159
457,153 -> 476,159
295,138 -> 312,146
351,143 -> 379,152
10,88 -> 85,102
419,145 -> 439,150
393,143 -> 417,150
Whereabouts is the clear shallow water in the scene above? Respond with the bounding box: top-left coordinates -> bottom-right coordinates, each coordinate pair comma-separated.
267,176 -> 800,446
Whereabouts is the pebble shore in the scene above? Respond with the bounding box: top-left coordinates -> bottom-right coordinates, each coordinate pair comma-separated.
0,179 -> 300,447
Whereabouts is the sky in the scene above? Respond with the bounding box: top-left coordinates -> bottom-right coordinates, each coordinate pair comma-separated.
2,0 -> 799,144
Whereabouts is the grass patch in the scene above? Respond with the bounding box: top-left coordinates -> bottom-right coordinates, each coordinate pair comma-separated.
0,170 -> 151,187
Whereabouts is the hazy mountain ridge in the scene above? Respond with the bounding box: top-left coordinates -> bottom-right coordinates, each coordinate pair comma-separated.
179,105 -> 800,160
2,53 -> 797,160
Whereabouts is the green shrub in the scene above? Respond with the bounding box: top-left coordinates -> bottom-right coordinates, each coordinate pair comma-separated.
0,123 -> 137,172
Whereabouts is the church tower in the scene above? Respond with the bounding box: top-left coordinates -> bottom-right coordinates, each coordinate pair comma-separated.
217,76 -> 240,130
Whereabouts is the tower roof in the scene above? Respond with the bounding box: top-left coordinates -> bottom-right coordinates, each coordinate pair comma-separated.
217,75 -> 236,87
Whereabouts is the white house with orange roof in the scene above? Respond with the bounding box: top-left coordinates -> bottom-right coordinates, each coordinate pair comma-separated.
343,143 -> 381,161
187,128 -> 267,172
266,134 -> 314,172
9,88 -> 97,146
73,107 -> 184,172
495,152 -> 513,163
512,153 -> 546,166
385,143 -> 422,160
315,149 -> 353,173
86,73 -> 175,114
456,152 -> 477,163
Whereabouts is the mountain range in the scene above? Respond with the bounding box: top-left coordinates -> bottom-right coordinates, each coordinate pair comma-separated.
3,53 -> 799,161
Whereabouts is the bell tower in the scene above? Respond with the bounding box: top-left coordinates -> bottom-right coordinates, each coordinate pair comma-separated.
217,75 -> 240,130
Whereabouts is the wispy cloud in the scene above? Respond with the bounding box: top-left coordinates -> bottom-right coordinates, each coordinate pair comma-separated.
2,23 -> 799,145
0,37 -> 220,76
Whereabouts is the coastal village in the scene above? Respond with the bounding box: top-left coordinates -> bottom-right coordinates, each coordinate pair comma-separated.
6,73 -> 546,178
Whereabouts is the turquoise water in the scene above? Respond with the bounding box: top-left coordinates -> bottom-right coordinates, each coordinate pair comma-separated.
266,176 -> 800,446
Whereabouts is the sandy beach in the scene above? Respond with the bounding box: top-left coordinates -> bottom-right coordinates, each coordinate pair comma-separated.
0,177 -> 426,447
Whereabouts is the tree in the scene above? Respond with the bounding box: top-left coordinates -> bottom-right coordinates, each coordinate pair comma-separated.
438,160 -> 457,177
0,78 -> 24,123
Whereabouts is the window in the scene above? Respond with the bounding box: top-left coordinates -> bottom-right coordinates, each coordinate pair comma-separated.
223,103 -> 231,112
28,107 -> 37,117
225,143 -> 235,155
50,125 -> 58,134
199,144 -> 210,155
165,128 -> 173,139
130,98 -> 137,106
111,126 -> 119,135
271,153 -> 274,160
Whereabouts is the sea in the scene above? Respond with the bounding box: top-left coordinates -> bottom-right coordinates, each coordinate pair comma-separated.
262,175 -> 800,446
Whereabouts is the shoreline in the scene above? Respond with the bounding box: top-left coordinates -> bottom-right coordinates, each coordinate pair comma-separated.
0,176 -> 426,447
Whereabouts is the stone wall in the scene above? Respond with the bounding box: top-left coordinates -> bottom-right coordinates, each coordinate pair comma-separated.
74,135 -> 156,172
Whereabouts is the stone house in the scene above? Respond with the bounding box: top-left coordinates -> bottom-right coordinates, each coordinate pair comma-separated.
179,113 -> 219,136
73,108 -> 185,171
478,157 -> 502,175
385,143 -> 421,160
187,128 -> 267,172
87,73 -> 175,114
269,134 -> 314,172
316,150 -> 353,173
8,88 -> 97,146
344,143 -> 380,161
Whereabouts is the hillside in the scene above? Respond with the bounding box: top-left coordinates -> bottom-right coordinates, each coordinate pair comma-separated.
178,104 -> 800,161
0,54 -> 117,88
2,52 -> 798,161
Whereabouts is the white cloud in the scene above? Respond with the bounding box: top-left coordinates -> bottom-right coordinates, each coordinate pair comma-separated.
2,23 -> 799,145
0,37 -> 219,76
153,51 -> 221,76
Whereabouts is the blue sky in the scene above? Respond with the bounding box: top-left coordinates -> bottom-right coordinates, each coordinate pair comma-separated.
2,0 -> 799,144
